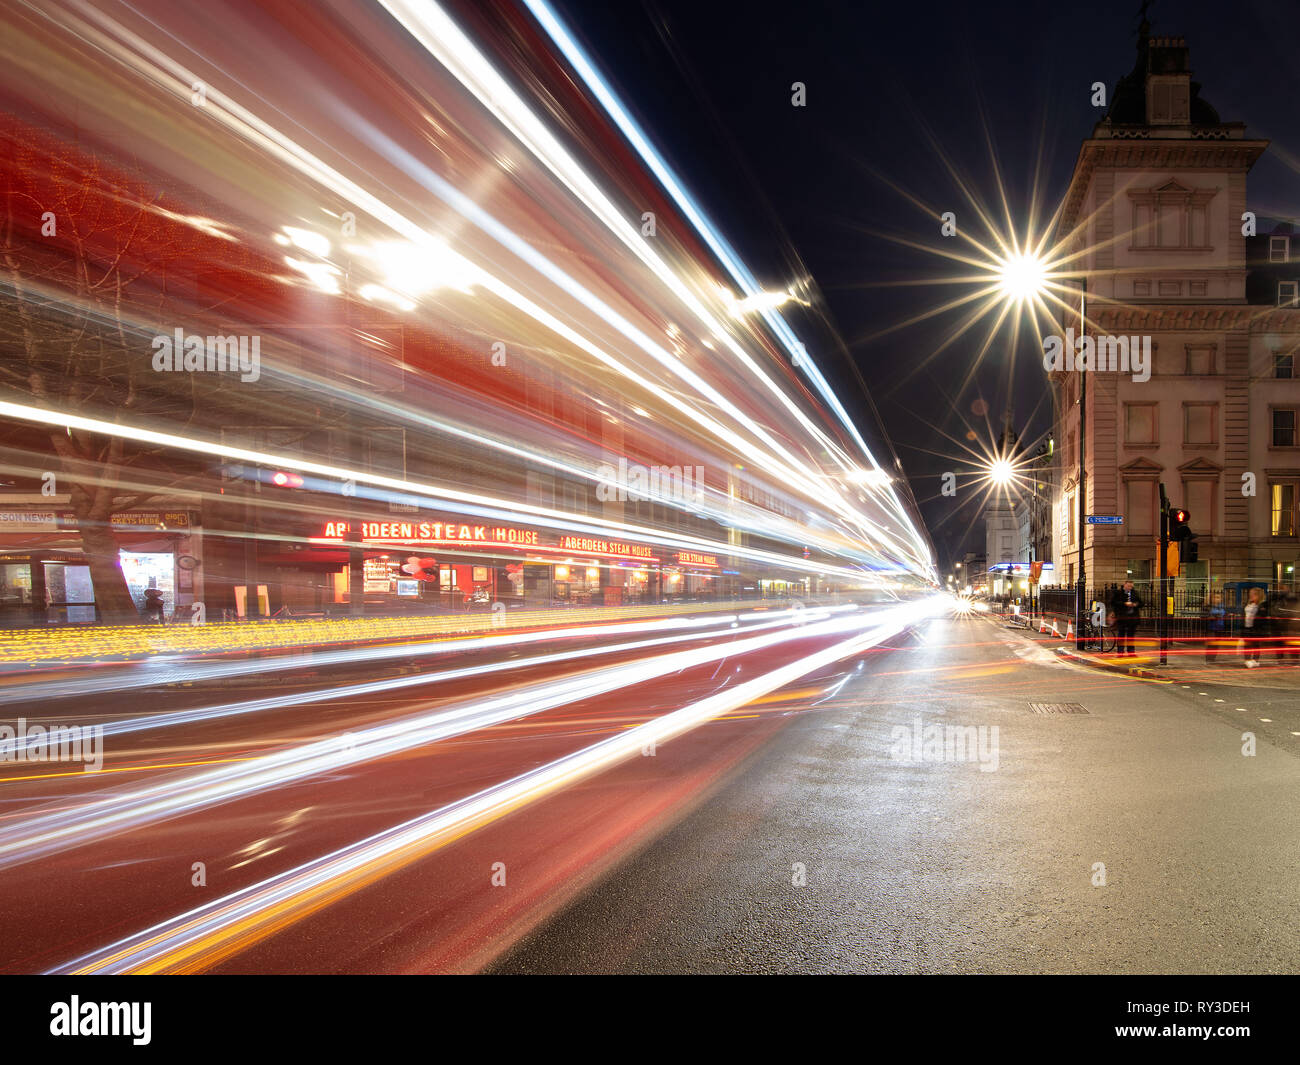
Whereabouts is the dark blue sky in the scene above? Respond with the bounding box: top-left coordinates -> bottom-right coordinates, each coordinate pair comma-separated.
550,0 -> 1299,564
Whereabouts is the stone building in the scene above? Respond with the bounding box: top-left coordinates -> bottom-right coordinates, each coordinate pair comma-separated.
1049,26 -> 1300,596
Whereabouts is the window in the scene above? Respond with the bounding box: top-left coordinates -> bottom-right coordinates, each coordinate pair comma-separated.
1126,559 -> 1152,582
1271,236 -> 1291,264
1275,352 -> 1294,379
1189,280 -> 1208,297
1185,345 -> 1215,375
1280,281 -> 1299,307
1125,480 -> 1155,537
1133,280 -> 1151,296
1183,480 -> 1216,536
1272,482 -> 1299,537
1124,403 -> 1158,445
1130,180 -> 1215,250
1149,79 -> 1190,124
1273,409 -> 1298,447
1067,431 -> 1076,468
1183,403 -> 1217,445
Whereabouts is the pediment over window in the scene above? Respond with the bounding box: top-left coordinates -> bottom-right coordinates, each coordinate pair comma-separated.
1128,179 -> 1217,205
1178,456 -> 1222,475
1119,457 -> 1163,475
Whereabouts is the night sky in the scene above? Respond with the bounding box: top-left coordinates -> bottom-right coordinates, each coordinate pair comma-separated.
548,0 -> 1299,567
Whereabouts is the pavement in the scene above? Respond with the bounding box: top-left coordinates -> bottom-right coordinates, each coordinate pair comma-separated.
488,613 -> 1300,974
1003,609 -> 1300,689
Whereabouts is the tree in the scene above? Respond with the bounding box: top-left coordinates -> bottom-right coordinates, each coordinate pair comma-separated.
0,118 -> 207,623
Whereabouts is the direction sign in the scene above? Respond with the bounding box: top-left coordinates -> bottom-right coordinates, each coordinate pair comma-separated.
1086,515 -> 1124,525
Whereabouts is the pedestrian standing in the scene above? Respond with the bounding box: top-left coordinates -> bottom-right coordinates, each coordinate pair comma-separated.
142,588 -> 166,625
1109,580 -> 1142,656
1244,587 -> 1270,667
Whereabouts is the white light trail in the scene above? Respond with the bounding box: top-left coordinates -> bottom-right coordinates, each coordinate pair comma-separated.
53,597 -> 940,974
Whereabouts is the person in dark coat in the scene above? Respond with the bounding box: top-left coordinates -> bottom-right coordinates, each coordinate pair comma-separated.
142,588 -> 166,624
1109,580 -> 1142,656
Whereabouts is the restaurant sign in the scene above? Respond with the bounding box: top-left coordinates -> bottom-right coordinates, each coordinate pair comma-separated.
556,535 -> 656,561
321,520 -> 539,546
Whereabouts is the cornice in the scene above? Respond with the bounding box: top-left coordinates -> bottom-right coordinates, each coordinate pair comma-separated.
1058,137 -> 1269,235
1091,304 -> 1300,332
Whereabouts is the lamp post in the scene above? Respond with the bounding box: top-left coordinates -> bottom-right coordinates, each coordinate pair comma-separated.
1074,278 -> 1088,646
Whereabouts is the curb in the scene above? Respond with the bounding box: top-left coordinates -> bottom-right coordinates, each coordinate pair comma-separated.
990,614 -> 1173,681
1052,646 -> 1169,681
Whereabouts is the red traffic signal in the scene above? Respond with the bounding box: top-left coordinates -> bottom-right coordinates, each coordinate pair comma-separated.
1171,508 -> 1189,524
271,471 -> 304,487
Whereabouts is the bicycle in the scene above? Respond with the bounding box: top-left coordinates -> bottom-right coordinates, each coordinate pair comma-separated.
1076,618 -> 1116,653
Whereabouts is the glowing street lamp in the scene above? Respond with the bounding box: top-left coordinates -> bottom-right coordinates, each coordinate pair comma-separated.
995,250 -> 1049,304
987,458 -> 1016,487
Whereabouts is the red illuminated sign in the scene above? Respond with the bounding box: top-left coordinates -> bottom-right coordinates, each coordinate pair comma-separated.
675,551 -> 718,568
557,535 -> 656,561
320,521 -> 538,546
318,521 -> 658,562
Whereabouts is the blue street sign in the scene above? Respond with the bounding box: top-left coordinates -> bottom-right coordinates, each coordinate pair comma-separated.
1087,515 -> 1124,525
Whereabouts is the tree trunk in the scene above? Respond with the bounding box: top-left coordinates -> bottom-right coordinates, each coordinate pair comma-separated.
77,523 -> 139,624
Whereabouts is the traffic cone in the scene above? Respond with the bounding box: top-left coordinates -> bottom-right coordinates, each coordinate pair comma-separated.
1050,620 -> 1060,636
1039,617 -> 1049,633
1065,621 -> 1075,640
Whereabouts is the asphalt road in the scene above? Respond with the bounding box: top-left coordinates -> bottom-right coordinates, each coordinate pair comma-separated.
5,605 -> 1297,974
488,615 -> 1300,974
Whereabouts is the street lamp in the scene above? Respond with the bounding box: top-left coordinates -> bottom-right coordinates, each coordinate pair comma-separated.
1066,278 -> 1089,645
988,458 -> 1015,486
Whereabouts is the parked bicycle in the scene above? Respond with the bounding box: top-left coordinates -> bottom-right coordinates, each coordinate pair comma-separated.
1076,618 -> 1116,653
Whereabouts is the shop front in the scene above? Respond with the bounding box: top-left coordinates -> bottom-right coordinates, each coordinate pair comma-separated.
313,519 -> 660,612
0,503 -> 200,626
668,550 -> 721,601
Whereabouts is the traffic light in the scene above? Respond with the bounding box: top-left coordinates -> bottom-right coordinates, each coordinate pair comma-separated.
270,470 -> 304,487
1169,508 -> 1189,540
1170,507 -> 1199,563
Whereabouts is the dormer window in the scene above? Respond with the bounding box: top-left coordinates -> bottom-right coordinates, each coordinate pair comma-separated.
1130,180 -> 1216,250
1148,76 -> 1190,124
1271,236 -> 1291,264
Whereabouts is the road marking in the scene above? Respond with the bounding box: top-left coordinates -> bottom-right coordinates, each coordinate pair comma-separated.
1214,698 -> 1224,703
1237,708 -> 1248,712
1260,718 -> 1273,722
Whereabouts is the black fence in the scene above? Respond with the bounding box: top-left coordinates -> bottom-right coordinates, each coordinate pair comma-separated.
991,583 -> 1300,659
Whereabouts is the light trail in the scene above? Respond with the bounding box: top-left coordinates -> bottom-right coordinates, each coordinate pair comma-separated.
0,603 -> 876,871
23,0 -> 934,579
0,397 -> 916,582
53,597 -> 938,974
1,605 -> 817,752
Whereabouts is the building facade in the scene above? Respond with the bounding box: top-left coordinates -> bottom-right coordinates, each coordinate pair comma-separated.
1050,28 -> 1300,598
